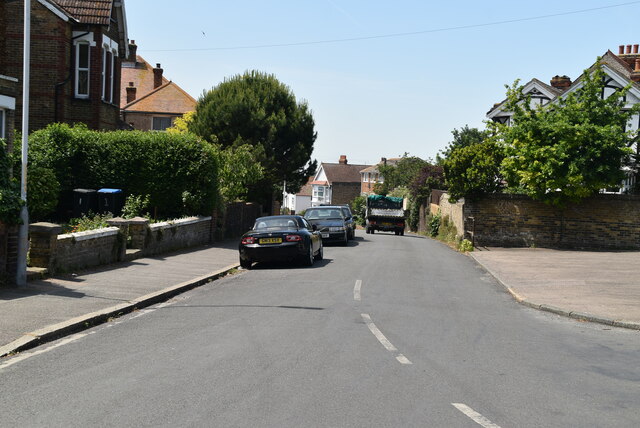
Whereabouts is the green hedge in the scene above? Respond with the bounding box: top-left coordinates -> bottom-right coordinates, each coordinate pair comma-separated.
0,139 -> 23,224
24,124 -> 219,220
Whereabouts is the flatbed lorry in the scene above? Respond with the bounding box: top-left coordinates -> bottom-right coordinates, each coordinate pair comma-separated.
365,195 -> 405,235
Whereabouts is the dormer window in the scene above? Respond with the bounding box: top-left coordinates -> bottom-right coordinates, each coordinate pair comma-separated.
75,43 -> 90,98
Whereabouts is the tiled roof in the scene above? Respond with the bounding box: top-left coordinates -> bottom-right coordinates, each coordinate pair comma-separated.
360,158 -> 401,173
52,0 -> 113,25
123,81 -> 196,114
322,162 -> 370,184
120,56 -> 169,108
296,177 -> 314,196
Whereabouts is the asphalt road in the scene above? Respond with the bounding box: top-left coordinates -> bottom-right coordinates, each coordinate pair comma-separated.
1,232 -> 639,427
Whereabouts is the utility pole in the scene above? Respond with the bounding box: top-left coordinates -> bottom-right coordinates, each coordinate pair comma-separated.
16,0 -> 30,287
282,180 -> 286,214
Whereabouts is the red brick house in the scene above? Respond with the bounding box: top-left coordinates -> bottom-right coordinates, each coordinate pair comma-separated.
359,157 -> 400,195
0,0 -> 129,132
120,43 -> 196,131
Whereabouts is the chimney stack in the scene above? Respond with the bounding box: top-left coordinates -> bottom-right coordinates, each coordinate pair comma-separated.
126,82 -> 137,103
616,43 -> 640,70
153,63 -> 163,89
339,155 -> 348,165
550,75 -> 572,91
632,59 -> 640,83
128,40 -> 137,62
380,157 -> 387,165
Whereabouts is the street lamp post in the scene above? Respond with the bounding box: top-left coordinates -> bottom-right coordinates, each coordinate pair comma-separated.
16,0 -> 30,287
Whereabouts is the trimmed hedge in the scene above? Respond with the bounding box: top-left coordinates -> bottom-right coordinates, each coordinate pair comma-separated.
25,124 -> 219,220
1,139 -> 23,224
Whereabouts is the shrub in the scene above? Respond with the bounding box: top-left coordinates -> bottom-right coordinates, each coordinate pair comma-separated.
351,195 -> 366,227
121,194 -> 150,219
458,239 -> 474,252
427,211 -> 441,237
0,139 -> 23,224
63,212 -> 113,233
436,215 -> 458,242
25,124 -> 219,220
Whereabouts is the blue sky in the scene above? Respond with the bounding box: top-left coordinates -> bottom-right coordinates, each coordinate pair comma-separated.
126,0 -> 640,165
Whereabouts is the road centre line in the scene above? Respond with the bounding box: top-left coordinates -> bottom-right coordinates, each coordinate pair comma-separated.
354,280 -> 362,301
452,403 -> 502,428
0,333 -> 88,371
361,314 -> 412,365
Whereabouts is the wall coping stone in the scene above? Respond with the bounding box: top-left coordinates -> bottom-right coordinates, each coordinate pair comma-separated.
150,216 -> 211,231
29,222 -> 62,235
126,216 -> 150,225
107,217 -> 131,226
58,227 -> 120,242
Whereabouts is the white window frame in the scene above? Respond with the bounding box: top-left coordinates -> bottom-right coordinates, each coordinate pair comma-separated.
75,43 -> 90,98
313,186 -> 325,199
363,173 -> 369,183
73,32 -> 95,99
101,35 -> 118,103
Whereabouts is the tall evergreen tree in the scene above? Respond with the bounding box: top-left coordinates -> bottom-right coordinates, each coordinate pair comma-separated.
189,71 -> 317,207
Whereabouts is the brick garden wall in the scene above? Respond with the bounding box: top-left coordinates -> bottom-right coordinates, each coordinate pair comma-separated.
55,227 -> 121,272
463,193 -> 640,250
141,217 -> 212,256
29,216 -> 215,274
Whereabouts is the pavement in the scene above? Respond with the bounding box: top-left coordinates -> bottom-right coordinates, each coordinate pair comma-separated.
1,240 -> 639,358
470,247 -> 640,330
0,240 -> 240,358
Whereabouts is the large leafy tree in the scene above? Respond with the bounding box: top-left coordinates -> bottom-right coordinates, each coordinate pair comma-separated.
189,71 -> 317,206
374,154 -> 429,195
498,64 -> 640,206
167,111 -> 263,203
436,125 -> 489,164
442,138 -> 505,202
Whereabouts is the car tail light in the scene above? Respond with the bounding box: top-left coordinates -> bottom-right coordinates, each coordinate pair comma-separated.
241,236 -> 256,245
397,222 -> 404,227
370,220 -> 376,225
285,234 -> 302,242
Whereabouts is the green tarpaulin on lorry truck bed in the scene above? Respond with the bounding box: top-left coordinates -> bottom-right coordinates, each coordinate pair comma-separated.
367,195 -> 403,210
367,195 -> 403,203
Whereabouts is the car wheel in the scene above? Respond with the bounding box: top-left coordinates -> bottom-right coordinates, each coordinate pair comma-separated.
400,230 -> 405,236
303,243 -> 314,266
314,241 -> 323,260
240,257 -> 252,270
342,232 -> 348,246
371,228 -> 375,234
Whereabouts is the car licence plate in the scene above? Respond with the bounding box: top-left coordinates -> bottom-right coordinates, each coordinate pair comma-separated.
321,233 -> 329,238
259,237 -> 282,244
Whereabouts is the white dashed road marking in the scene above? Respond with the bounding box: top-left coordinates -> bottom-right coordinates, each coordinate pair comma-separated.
452,403 -> 502,428
361,313 -> 412,365
354,280 -> 362,301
